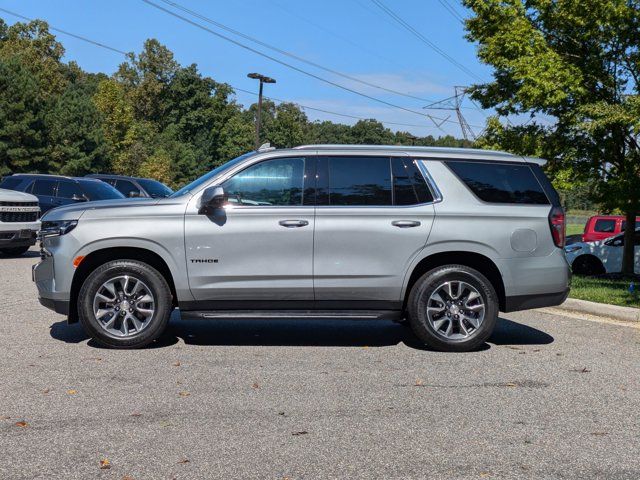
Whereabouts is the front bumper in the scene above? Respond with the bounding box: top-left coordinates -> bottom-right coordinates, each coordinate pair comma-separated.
0,229 -> 37,248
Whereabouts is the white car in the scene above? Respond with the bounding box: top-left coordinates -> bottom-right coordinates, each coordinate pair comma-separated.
0,188 -> 41,257
564,229 -> 640,275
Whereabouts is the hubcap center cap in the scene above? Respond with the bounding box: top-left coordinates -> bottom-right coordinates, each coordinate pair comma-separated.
449,304 -> 460,315
120,300 -> 131,310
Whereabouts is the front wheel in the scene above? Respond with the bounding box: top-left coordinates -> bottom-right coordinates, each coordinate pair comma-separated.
78,260 -> 173,348
407,265 -> 498,352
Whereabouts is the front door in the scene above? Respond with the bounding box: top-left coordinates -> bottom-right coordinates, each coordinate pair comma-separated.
313,155 -> 435,307
185,156 -> 315,305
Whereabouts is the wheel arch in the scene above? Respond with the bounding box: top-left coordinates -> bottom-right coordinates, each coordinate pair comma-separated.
402,251 -> 506,311
68,247 -> 178,324
571,253 -> 605,275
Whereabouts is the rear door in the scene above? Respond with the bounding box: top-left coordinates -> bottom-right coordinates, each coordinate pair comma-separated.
313,155 -> 435,307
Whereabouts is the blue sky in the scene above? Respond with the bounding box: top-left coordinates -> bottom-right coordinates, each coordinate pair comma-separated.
2,0 -> 495,137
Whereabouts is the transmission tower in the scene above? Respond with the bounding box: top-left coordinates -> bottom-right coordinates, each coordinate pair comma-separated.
424,86 -> 476,141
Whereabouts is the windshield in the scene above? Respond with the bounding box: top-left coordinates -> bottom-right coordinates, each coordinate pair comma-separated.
81,180 -> 126,200
137,178 -> 174,197
170,152 -> 256,197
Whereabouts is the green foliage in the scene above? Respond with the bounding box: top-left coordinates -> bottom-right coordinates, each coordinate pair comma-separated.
0,16 -> 468,191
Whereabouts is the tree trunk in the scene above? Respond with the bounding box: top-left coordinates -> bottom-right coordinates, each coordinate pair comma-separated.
621,209 -> 637,276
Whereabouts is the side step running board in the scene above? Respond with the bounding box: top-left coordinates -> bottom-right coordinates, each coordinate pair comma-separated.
180,310 -> 402,321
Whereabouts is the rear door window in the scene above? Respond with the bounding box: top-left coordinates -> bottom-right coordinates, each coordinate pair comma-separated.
446,161 -> 550,205
392,158 -> 433,205
114,180 -> 142,197
31,179 -> 57,196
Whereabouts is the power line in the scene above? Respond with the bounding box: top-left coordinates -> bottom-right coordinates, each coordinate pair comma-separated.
156,0 -> 437,103
142,0 -> 455,131
0,7 -> 455,132
368,0 -> 483,82
0,7 -> 128,55
437,0 -> 465,24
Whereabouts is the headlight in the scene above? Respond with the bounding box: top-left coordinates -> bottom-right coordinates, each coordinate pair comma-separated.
564,245 -> 582,254
39,220 -> 78,238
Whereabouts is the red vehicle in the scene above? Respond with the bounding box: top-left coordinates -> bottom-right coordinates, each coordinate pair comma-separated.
582,215 -> 640,242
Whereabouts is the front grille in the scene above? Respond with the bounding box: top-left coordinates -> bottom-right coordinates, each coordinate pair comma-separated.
0,212 -> 39,223
0,201 -> 38,207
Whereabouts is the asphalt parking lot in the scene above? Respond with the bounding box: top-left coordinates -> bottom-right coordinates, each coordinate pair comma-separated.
1,250 -> 639,479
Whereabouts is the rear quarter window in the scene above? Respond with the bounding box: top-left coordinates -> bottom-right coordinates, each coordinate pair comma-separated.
446,161 -> 550,205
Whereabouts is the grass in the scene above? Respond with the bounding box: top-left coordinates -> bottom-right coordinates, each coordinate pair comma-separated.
569,275 -> 640,308
566,223 -> 584,236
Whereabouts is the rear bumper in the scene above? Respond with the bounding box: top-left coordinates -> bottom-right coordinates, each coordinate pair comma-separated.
503,288 -> 570,313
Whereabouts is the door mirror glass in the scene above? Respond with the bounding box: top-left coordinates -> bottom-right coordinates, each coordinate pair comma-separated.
199,186 -> 226,213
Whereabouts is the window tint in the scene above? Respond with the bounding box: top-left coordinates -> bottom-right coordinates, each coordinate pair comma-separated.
57,181 -> 83,199
31,179 -> 57,196
392,158 -> 433,205
0,177 -> 22,190
594,219 -> 616,233
621,219 -> 639,232
115,180 -> 142,197
322,156 -> 392,206
80,181 -> 125,200
447,161 -> 549,205
223,157 -> 305,206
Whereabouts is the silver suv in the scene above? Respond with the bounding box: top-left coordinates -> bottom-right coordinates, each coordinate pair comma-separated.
33,145 -> 570,351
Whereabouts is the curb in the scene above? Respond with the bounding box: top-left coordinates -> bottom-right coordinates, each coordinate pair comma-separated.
552,298 -> 640,323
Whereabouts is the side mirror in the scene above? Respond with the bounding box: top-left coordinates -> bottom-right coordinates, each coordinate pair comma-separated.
199,186 -> 226,213
72,194 -> 87,202
128,191 -> 141,198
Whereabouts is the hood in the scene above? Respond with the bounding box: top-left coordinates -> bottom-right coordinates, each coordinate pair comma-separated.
0,188 -> 38,203
41,197 -> 160,222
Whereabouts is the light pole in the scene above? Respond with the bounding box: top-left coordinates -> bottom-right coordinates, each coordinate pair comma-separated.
247,72 -> 276,150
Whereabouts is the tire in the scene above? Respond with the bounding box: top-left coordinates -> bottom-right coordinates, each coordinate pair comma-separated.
407,265 -> 499,352
0,246 -> 30,257
572,255 -> 605,276
78,259 -> 173,349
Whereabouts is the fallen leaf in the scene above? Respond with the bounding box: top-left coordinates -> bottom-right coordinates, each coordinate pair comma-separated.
130,412 -> 142,417
178,391 -> 190,397
177,458 -> 190,464
414,379 -> 424,387
252,382 -> 260,389
480,473 -> 491,478
42,388 -> 50,394
504,382 -> 517,387
277,411 -> 286,416
67,389 -> 77,395
173,361 -> 181,367
0,415 -> 10,420
99,459 -> 111,470
292,431 -> 308,436
122,476 -> 134,480
15,421 -> 28,428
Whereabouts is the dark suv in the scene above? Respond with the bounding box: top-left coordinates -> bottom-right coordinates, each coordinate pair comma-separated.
0,174 -> 125,213
87,174 -> 173,198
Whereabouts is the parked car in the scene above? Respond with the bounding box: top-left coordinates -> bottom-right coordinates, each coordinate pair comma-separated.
0,188 -> 40,257
87,174 -> 174,198
565,229 -> 640,275
582,215 -> 639,243
33,145 -> 570,352
0,174 -> 125,213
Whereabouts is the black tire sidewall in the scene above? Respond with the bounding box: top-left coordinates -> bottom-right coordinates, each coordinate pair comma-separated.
408,265 -> 498,352
78,260 -> 172,348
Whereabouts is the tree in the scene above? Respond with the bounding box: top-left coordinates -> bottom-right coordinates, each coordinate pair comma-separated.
465,0 -> 640,275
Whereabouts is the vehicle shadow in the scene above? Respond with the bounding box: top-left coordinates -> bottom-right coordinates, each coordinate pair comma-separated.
49,314 -> 554,351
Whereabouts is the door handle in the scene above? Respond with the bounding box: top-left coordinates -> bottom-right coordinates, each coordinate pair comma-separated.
392,220 -> 421,228
279,219 -> 309,228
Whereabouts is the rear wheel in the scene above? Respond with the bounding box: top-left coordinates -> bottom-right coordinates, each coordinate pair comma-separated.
572,255 -> 605,276
0,246 -> 30,257
78,260 -> 172,348
407,265 -> 498,352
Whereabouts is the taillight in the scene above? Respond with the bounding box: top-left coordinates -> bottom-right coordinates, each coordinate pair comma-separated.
549,206 -> 565,248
